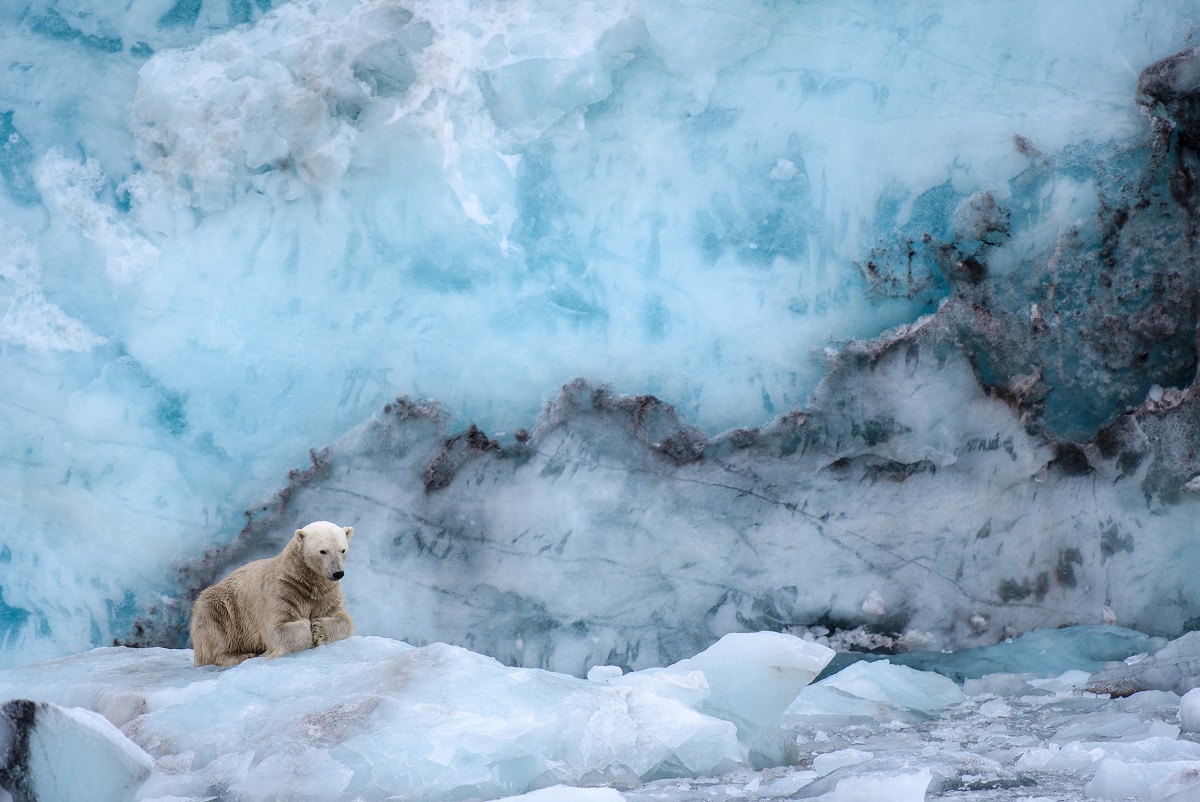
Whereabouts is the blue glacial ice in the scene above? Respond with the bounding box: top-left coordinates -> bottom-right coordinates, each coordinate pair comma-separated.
1,0 -> 1200,730
9,1 -> 1200,799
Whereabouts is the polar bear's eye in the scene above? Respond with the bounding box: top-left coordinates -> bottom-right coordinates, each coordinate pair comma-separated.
341,549 -> 346,553
319,549 -> 327,554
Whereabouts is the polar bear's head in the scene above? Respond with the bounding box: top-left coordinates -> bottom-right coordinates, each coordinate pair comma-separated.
294,521 -> 354,581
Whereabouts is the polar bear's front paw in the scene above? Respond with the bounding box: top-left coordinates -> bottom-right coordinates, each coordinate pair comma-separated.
311,618 -> 328,646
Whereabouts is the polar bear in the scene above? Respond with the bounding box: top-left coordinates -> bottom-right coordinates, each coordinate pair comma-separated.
190,521 -> 355,667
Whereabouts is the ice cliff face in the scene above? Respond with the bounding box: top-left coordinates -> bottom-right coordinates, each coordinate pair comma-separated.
160,345 -> 1200,674
1,0 -> 1198,668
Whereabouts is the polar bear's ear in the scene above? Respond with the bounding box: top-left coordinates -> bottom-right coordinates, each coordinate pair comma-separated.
343,526 -> 354,540
294,528 -> 306,541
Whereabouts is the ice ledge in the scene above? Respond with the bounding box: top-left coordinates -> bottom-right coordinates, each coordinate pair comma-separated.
0,632 -> 831,801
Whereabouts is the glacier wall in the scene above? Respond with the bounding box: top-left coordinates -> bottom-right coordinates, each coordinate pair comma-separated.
1,0 -> 1198,668
164,351 -> 1200,676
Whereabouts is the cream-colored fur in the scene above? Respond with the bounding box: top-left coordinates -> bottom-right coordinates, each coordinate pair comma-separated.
190,521 -> 355,667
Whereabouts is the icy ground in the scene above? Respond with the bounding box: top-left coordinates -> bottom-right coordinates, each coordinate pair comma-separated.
633,672 -> 1189,802
6,627 -> 1200,801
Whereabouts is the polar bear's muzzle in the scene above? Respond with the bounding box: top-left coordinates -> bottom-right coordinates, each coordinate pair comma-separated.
331,570 -> 344,581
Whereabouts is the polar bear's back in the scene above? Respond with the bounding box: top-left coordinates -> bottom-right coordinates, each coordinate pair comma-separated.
191,554 -> 278,661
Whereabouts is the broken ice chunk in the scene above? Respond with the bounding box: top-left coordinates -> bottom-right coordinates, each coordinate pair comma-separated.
495,786 -> 626,801
1179,688 -> 1200,733
0,699 -> 153,802
812,748 -> 873,776
1087,631 -> 1200,696
604,632 -> 835,768
794,659 -> 966,714
586,665 -> 624,681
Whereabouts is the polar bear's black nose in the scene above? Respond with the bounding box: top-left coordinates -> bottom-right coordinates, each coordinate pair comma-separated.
332,570 -> 344,580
